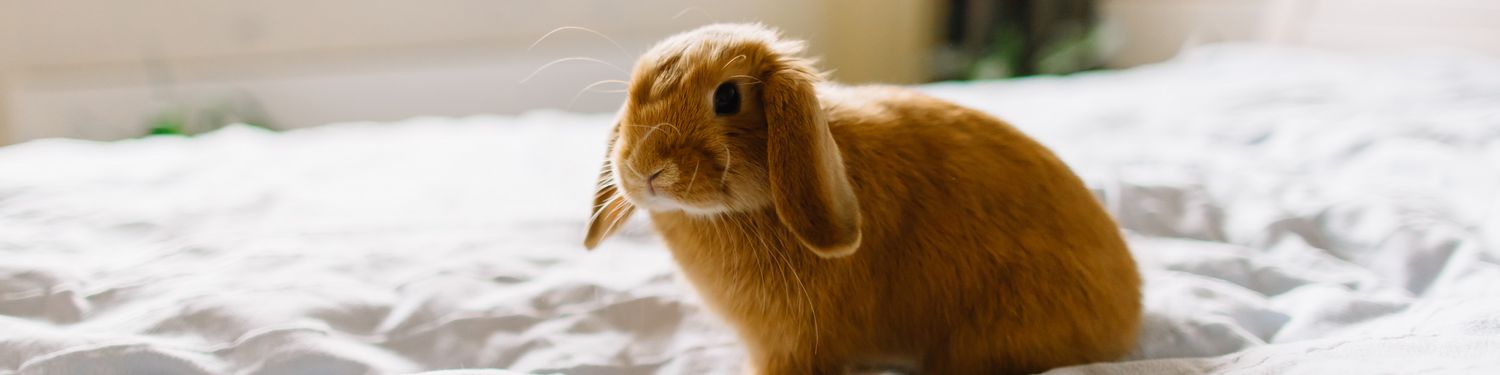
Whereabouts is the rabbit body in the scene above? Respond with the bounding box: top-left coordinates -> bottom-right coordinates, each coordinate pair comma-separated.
585,24 -> 1140,375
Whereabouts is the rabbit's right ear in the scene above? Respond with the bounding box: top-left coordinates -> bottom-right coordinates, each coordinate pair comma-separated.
761,45 -> 863,258
584,123 -> 635,250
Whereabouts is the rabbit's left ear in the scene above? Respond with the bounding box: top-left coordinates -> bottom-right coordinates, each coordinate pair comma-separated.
584,123 -> 635,250
761,45 -> 862,258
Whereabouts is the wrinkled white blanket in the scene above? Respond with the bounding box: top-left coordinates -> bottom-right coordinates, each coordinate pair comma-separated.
2,45 -> 1499,374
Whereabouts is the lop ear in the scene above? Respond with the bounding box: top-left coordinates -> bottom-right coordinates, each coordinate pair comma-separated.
584,124 -> 635,250
761,51 -> 863,258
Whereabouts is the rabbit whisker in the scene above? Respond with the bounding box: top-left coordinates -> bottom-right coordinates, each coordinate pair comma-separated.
672,6 -> 718,22
587,203 -> 612,223
597,196 -> 632,239
528,26 -> 630,58
655,122 -> 682,135
722,54 -> 747,70
639,123 -> 667,146
588,193 -> 628,222
686,160 -> 701,193
720,144 -> 733,186
743,215 -> 818,356
633,122 -> 680,155
520,57 -> 627,84
729,74 -> 764,85
595,192 -> 626,210
570,79 -> 631,106
623,122 -> 679,136
594,170 -> 616,186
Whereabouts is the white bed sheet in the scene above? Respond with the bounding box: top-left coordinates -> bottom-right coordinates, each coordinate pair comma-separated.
2,45 -> 1499,374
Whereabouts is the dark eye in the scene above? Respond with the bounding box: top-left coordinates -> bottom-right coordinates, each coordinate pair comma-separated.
713,82 -> 741,116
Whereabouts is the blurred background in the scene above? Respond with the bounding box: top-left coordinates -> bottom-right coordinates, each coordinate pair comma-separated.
0,0 -> 1495,145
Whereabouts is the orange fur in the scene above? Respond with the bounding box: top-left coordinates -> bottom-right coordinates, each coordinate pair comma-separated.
585,24 -> 1141,374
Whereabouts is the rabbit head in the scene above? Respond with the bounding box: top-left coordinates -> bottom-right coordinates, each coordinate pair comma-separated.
585,24 -> 861,258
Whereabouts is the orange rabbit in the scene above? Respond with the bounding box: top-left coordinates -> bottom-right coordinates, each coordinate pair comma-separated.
585,24 -> 1140,374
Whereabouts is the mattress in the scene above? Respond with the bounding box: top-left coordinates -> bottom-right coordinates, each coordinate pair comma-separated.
2,44 -> 1499,374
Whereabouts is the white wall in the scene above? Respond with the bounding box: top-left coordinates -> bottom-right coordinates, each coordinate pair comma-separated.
1097,0 -> 1500,68
12,0 -> 1492,145
1097,0 -> 1276,68
1269,0 -> 1500,54
0,0 -> 937,144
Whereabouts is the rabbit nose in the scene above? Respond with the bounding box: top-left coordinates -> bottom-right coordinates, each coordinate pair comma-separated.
647,170 -> 664,195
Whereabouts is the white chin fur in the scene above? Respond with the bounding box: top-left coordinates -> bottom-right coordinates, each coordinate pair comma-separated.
635,195 -> 727,216
677,203 -> 729,216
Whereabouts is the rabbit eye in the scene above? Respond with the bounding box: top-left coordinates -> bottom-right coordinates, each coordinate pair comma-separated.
713,82 -> 740,116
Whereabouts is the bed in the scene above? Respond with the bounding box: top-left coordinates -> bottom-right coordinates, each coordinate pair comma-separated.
2,45 -> 1499,374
